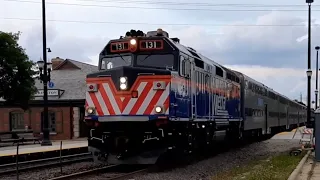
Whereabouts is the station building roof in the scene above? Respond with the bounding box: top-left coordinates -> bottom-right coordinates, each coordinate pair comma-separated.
0,57 -> 98,103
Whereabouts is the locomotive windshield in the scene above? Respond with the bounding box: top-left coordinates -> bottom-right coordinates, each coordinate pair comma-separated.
100,55 -> 132,70
136,54 -> 175,69
99,35 -> 178,70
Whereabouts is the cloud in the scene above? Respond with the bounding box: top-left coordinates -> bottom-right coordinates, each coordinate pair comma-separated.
169,11 -> 320,69
3,0 -> 320,103
11,24 -> 108,65
0,0 -> 186,63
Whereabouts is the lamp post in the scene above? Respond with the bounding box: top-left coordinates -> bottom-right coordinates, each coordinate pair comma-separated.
316,46 -> 320,109
307,0 -> 314,128
38,0 -> 52,146
36,48 -> 52,146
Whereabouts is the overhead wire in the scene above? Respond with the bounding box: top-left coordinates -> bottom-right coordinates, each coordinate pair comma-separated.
3,0 -> 320,11
63,0 -> 320,7
2,0 -> 319,27
1,17 -> 317,27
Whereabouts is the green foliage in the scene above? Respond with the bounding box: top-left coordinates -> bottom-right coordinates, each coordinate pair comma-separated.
0,31 -> 37,110
211,151 -> 306,180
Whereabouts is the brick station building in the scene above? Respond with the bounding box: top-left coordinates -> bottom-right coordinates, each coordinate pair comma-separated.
0,57 -> 97,140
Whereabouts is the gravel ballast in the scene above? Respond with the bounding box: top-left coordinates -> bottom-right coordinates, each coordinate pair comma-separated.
134,139 -> 301,180
0,138 -> 301,180
0,161 -> 108,180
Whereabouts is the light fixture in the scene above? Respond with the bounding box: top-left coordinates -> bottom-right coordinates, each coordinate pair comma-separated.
37,60 -> 44,69
155,106 -> 162,113
130,39 -> 136,45
120,77 -> 127,84
119,77 -> 127,90
306,69 -> 312,77
47,62 -> 52,70
120,83 -> 127,90
86,107 -> 95,114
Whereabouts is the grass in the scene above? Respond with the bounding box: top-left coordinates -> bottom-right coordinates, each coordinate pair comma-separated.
211,151 -> 307,180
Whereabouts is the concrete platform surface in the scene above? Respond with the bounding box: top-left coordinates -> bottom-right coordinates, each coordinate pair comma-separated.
0,138 -> 88,157
296,152 -> 320,180
272,126 -> 309,140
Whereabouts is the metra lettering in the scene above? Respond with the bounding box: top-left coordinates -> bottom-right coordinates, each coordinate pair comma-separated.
213,94 -> 227,116
215,95 -> 226,110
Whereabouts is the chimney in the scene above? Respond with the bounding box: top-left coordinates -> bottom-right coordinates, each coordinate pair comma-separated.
51,57 -> 64,70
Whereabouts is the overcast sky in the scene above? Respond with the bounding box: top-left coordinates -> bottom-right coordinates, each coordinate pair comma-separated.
2,0 -> 320,104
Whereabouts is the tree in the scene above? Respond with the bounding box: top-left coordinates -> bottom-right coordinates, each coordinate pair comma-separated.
0,31 -> 37,109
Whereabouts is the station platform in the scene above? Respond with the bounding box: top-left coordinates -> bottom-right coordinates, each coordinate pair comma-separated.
0,138 -> 88,157
272,126 -> 306,140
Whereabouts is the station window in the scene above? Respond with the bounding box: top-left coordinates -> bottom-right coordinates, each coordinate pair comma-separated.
41,111 -> 56,132
9,112 -> 25,131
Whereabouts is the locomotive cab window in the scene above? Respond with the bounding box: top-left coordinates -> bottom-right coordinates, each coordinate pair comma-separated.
136,54 -> 175,70
180,55 -> 191,77
180,56 -> 186,76
100,55 -> 132,70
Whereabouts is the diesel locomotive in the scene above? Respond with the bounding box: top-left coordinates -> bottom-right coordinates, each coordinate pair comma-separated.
84,29 -> 308,164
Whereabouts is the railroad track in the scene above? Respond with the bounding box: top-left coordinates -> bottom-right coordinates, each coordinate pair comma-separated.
47,164 -> 148,180
0,152 -> 93,175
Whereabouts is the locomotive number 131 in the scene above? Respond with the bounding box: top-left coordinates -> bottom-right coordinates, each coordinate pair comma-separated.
115,42 -> 125,50
110,42 -> 129,52
144,41 -> 157,49
141,40 -> 163,50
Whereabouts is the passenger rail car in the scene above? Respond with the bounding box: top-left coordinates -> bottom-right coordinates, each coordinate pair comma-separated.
85,29 -> 307,165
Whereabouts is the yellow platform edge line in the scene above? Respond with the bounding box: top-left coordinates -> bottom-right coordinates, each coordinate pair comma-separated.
277,132 -> 290,135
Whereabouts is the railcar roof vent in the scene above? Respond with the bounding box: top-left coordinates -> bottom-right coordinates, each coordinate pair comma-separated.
171,37 -> 180,43
187,47 -> 196,52
146,28 -> 169,37
186,48 -> 201,59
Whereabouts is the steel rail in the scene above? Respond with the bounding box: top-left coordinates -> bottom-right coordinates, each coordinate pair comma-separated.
47,165 -> 118,180
0,152 -> 93,175
47,165 -> 148,180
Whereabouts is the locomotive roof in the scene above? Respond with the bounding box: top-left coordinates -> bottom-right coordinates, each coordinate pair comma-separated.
167,38 -> 226,71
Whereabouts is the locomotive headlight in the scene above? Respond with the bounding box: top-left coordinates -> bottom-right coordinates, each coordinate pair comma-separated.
86,107 -> 95,114
130,39 -> 137,45
155,106 -> 162,113
120,77 -> 127,90
120,83 -> 127,90
120,77 -> 127,84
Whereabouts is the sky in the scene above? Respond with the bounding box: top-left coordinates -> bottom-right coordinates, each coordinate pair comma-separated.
2,0 -> 320,105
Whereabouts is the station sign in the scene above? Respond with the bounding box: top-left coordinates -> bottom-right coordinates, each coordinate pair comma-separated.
34,89 -> 65,98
